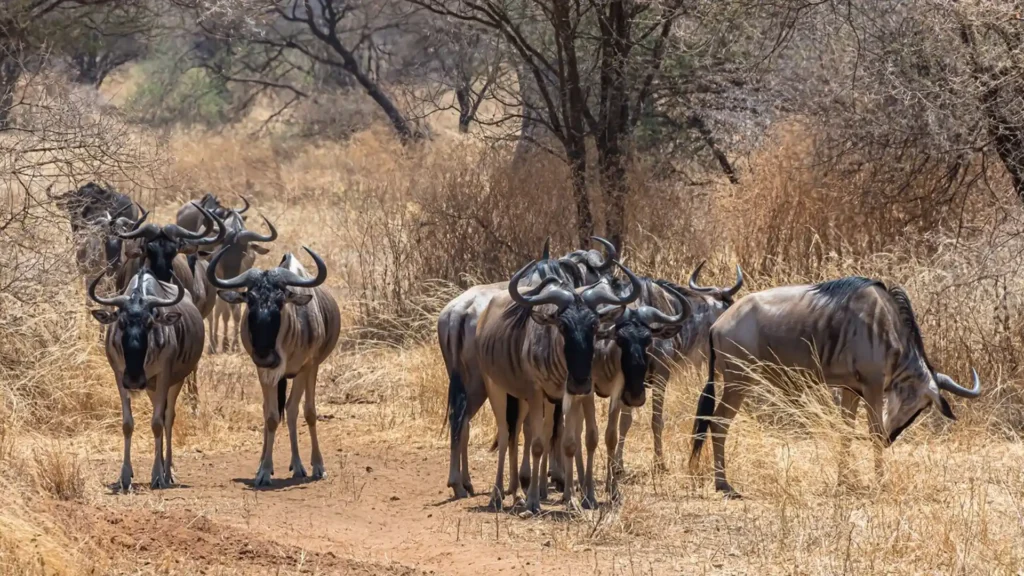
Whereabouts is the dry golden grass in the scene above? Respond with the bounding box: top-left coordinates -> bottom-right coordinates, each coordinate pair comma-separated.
3,99 -> 1024,574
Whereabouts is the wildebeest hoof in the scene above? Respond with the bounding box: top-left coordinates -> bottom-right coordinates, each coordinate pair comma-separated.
550,478 -> 565,493
254,468 -> 273,487
119,465 -> 133,493
150,473 -> 168,490
488,487 -> 504,511
524,498 -> 541,516
291,461 -> 308,479
717,485 -> 743,500
312,464 -> 326,480
163,469 -> 177,486
582,493 -> 598,510
462,482 -> 474,496
450,483 -> 469,499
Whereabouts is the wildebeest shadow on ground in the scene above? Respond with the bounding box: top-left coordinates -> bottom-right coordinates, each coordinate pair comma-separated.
106,482 -> 194,495
231,476 -> 318,491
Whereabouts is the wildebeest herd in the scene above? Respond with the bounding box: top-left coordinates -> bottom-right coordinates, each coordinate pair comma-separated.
61,182 -> 982,511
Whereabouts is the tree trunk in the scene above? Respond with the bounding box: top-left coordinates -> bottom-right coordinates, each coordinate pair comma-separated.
597,0 -> 631,250
568,145 -> 595,247
324,35 -> 414,141
455,84 -> 471,133
513,62 -> 541,163
0,53 -> 21,130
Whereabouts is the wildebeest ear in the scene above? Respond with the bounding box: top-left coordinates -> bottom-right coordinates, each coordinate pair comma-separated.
651,324 -> 683,340
124,243 -> 144,258
251,244 -> 270,255
596,320 -> 616,340
90,309 -> 117,324
285,291 -> 313,306
217,290 -> 246,304
529,310 -> 561,327
937,394 -> 956,420
154,311 -> 181,326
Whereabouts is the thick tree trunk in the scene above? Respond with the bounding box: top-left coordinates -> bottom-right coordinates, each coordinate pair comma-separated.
568,146 -> 595,247
597,0 -> 631,251
455,84 -> 471,133
0,53 -> 21,130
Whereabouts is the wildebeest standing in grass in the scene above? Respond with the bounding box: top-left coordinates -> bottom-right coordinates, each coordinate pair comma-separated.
476,258 -> 641,513
207,246 -> 340,486
88,269 -> 204,491
438,237 -> 612,500
690,276 -> 982,498
609,263 -> 743,476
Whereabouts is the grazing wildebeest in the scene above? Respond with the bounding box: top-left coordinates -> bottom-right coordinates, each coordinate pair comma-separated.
609,262 -> 743,475
439,237 -> 611,500
87,269 -> 204,491
689,276 -> 982,498
59,182 -> 139,303
476,257 -> 641,513
207,246 -> 341,486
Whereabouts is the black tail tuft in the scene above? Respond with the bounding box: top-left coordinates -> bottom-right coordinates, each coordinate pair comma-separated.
551,397 -> 563,445
277,378 -> 287,418
447,370 -> 468,450
690,334 -> 717,462
490,394 -> 520,452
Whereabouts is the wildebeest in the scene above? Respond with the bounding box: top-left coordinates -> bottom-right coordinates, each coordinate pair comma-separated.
475,257 -> 642,513
205,205 -> 276,354
87,268 -> 204,491
609,263 -> 743,476
689,276 -> 982,498
207,246 -> 341,487
175,193 -> 249,232
439,237 -> 612,500
59,182 -> 139,303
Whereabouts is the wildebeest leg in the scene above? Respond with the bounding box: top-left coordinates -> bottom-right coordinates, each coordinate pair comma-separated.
286,374 -> 308,478
459,420 -> 472,494
862,388 -> 886,482
650,369 -> 669,472
254,380 -> 282,487
560,395 -> 582,507
837,387 -> 862,487
486,383 -> 509,510
117,379 -> 134,492
147,381 -> 170,489
711,379 -> 746,498
547,399 -> 565,495
163,382 -> 183,486
304,365 -> 326,479
230,304 -> 242,352
507,402 -> 521,499
513,400 -> 532,501
524,390 -> 547,515
614,407 -> 633,478
581,393 -> 598,509
604,395 -> 623,501
207,315 -> 216,354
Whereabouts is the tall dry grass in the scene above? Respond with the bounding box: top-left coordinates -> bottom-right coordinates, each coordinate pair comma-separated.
3,100 -> 1024,573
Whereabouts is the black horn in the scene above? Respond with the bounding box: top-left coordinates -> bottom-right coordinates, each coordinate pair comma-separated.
936,369 -> 982,399
87,274 -> 130,308
235,215 -> 278,244
541,236 -> 551,260
144,274 -> 186,309
207,245 -> 261,290
581,260 -> 642,310
508,260 -> 575,312
723,265 -> 744,298
277,247 -> 329,288
590,236 -> 617,272
637,282 -> 692,326
235,195 -> 251,214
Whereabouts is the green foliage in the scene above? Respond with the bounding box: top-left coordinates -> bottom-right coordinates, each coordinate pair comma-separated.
126,52 -> 232,128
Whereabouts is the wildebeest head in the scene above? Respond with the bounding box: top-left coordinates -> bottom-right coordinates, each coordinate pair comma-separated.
509,257 -> 643,395
117,204 -> 226,282
686,260 -> 744,316
208,246 -> 327,370
88,269 -> 185,390
880,288 -> 982,444
600,282 -> 693,408
562,236 -> 617,285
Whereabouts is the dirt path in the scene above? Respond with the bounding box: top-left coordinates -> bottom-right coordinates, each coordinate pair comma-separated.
85,405 -> 652,576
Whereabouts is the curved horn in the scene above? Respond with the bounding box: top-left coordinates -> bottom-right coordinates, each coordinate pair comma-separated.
508,260 -> 575,312
207,245 -> 261,290
277,247 -> 329,288
936,369 -> 982,399
235,215 -> 278,244
637,282 -> 692,326
87,274 -> 130,307
116,206 -> 158,240
144,274 -> 186,309
235,195 -> 251,214
590,236 -> 617,272
162,202 -> 215,241
541,236 -> 551,260
185,205 -> 227,246
688,260 -> 714,293
556,257 -> 584,287
581,260 -> 643,310
723,265 -> 744,298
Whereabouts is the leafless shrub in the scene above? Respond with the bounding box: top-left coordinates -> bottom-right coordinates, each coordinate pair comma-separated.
32,442 -> 86,502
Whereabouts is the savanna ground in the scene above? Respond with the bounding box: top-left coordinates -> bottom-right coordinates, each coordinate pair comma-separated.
4,72 -> 1024,576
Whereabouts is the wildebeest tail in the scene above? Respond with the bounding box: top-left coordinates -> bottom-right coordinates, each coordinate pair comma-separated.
490,394 -> 519,452
447,370 -> 468,450
551,397 -> 563,445
690,332 -> 717,462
